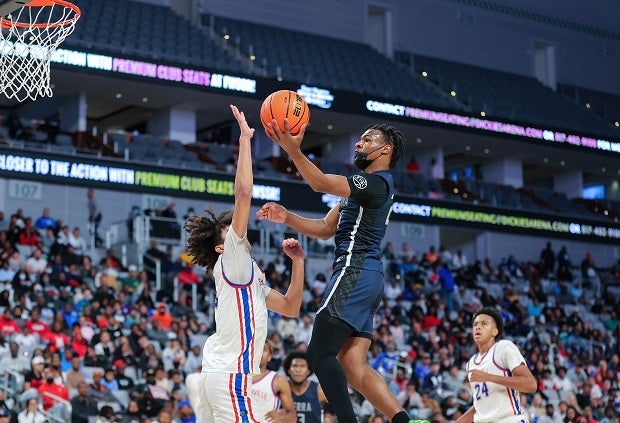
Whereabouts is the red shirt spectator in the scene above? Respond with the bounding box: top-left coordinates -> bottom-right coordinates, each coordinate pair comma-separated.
43,321 -> 70,353
18,224 -> 39,246
38,368 -> 69,411
178,264 -> 200,285
24,309 -> 50,338
421,307 -> 441,330
151,303 -> 173,330
405,156 -> 420,174
71,329 -> 88,358
0,309 -> 20,335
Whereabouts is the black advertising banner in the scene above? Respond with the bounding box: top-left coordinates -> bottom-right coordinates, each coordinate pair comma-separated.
51,45 -> 620,157
1,147 -> 620,244
0,147 -> 323,209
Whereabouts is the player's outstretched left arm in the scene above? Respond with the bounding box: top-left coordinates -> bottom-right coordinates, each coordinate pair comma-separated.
265,238 -> 305,317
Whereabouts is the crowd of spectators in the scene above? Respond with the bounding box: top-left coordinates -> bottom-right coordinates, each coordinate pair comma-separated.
0,205 -> 618,423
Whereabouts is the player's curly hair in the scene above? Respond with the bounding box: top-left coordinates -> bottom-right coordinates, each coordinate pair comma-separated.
365,123 -> 405,168
473,307 -> 504,341
283,349 -> 312,376
184,208 -> 233,269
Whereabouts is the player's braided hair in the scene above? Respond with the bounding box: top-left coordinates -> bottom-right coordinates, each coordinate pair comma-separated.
365,123 -> 405,168
184,208 -> 233,269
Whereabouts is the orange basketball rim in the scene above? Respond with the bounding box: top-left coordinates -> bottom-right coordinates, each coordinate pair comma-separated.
0,0 -> 81,29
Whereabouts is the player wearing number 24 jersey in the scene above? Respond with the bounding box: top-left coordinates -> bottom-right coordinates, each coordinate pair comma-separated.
456,308 -> 537,423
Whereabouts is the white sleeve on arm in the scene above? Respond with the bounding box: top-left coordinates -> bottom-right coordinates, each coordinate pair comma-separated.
497,340 -> 528,372
261,284 -> 272,298
221,228 -> 253,284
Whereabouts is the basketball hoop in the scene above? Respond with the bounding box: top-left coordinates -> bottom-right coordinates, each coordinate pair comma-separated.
0,0 -> 80,102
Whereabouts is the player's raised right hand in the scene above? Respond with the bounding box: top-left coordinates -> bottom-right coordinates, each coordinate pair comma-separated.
281,237 -> 304,261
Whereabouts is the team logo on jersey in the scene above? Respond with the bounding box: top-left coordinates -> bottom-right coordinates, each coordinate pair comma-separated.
352,174 -> 367,189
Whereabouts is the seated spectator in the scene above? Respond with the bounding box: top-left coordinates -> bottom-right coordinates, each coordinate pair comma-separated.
177,399 -> 197,423
112,360 -> 134,391
0,262 -> 15,284
43,320 -> 70,354
34,207 -> 57,235
292,313 -> 313,346
183,345 -> 202,374
162,338 -> 186,373
381,242 -> 400,279
89,370 -> 118,404
0,309 -> 20,336
94,330 -> 115,366
57,225 -> 71,246
177,263 -> 200,285
101,368 -> 119,392
372,342 -> 400,376
147,319 -> 170,347
65,355 -> 85,390
24,308 -> 50,339
451,249 -> 468,270
95,263 -> 119,291
170,292 -> 192,319
129,371 -> 167,418
421,361 -> 444,398
70,381 -> 99,423
398,242 -> 416,275
424,246 -> 439,266
17,397 -> 46,423
69,227 -> 88,257
25,248 -> 47,279
397,380 -> 424,414
414,354 -> 432,380
151,302 -> 173,331
14,325 -> 38,350
154,366 -> 173,394
95,405 -> 117,423
310,272 -> 328,297
120,264 -> 140,293
37,366 -> 69,411
405,156 -> 421,174
18,223 -> 38,247
384,278 -> 403,301
123,400 -> 142,422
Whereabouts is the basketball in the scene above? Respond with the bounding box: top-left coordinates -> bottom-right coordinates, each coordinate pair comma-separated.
260,90 -> 310,136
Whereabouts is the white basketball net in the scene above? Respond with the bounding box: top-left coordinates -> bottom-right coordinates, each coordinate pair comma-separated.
0,1 -> 80,102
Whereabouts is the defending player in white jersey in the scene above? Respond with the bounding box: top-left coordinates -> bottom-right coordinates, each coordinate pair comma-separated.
184,105 -> 305,423
251,340 -> 297,423
456,307 -> 537,423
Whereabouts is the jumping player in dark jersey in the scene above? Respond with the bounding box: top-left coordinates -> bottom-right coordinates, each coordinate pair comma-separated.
259,119 -> 413,423
283,350 -> 327,423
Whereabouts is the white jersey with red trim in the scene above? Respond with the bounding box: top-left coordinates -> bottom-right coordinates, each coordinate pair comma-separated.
250,370 -> 281,422
202,228 -> 271,375
466,339 -> 529,423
